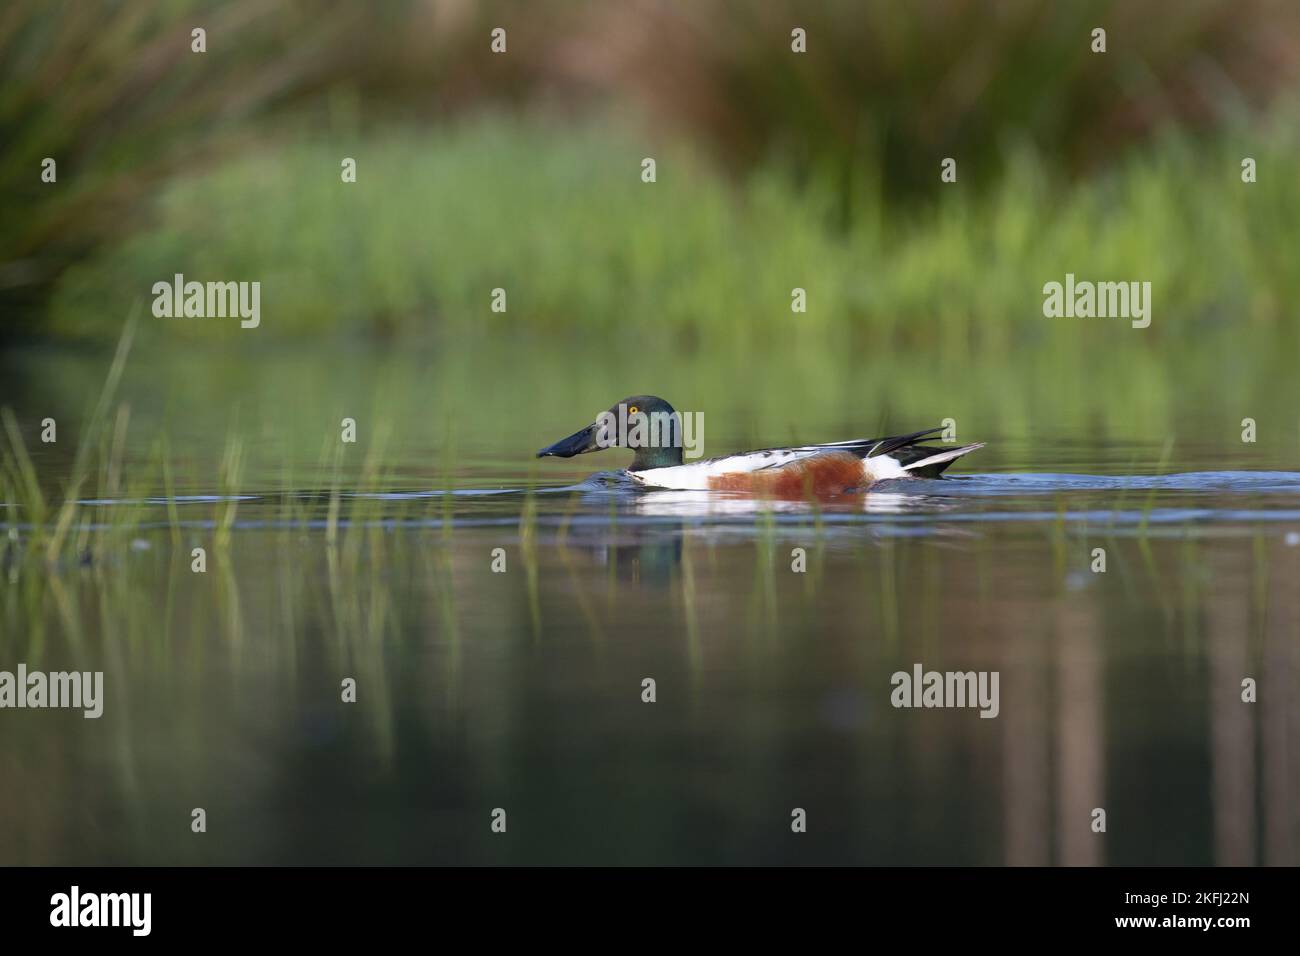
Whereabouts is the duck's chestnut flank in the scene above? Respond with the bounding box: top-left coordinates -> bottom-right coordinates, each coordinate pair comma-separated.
707,451 -> 866,497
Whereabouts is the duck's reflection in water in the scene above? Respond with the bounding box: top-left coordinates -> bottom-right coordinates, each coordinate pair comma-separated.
584,534 -> 683,586
553,487 -> 963,585
624,488 -> 951,517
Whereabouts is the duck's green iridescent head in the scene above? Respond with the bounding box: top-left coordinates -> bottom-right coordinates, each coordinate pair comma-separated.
536,395 -> 684,470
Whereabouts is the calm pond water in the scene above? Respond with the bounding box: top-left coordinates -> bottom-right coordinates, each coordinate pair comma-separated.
1,344 -> 1298,865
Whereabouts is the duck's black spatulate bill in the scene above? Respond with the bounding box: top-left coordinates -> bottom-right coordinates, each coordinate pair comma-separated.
537,423 -> 599,458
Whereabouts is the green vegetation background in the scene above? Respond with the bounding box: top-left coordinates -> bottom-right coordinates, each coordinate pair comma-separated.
3,0 -> 1299,456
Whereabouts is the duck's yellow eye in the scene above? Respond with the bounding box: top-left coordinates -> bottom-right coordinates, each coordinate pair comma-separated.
628,405 -> 639,415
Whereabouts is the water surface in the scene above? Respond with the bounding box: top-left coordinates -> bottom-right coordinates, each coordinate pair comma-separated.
2,346 -> 1297,865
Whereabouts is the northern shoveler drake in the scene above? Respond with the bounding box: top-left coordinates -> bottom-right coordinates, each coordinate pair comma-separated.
537,396 -> 984,495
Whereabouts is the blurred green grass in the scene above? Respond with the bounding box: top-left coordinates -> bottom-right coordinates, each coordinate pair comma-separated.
6,0 -> 1299,337
47,111 -> 1300,356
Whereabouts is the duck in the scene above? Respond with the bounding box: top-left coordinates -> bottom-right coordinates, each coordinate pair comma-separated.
537,395 -> 983,495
